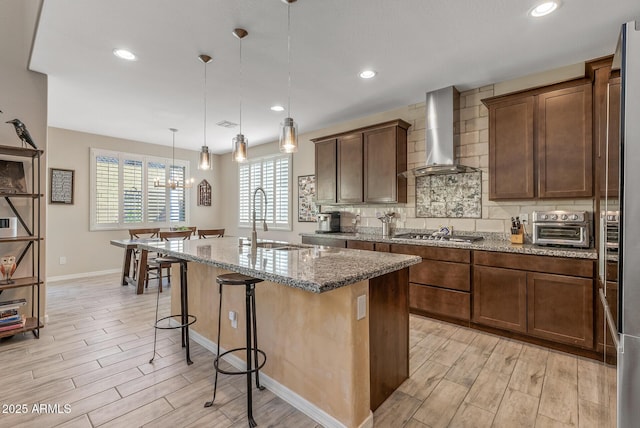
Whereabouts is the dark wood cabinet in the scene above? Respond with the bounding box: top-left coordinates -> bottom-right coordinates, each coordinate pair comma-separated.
527,272 -> 594,349
483,79 -> 593,200
301,235 -> 347,248
312,119 -> 410,205
346,240 -> 375,251
337,133 -> 363,204
391,244 -> 471,322
473,251 -> 595,350
314,139 -> 337,204
537,83 -> 593,198
473,266 -> 527,333
364,125 -> 407,203
487,96 -> 535,199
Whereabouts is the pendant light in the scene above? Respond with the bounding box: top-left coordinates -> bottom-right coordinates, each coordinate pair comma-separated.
198,54 -> 213,170
154,128 -> 194,189
279,0 -> 298,153
232,28 -> 248,162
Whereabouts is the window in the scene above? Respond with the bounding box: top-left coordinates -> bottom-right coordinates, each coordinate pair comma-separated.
238,153 -> 292,230
90,148 -> 190,230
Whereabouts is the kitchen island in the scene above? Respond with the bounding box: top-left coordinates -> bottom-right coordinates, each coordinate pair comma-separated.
137,237 -> 421,428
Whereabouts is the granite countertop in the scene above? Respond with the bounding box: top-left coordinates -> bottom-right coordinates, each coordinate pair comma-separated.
136,237 -> 422,294
300,232 -> 598,260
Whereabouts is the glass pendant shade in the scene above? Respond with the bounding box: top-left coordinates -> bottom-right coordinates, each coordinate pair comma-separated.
279,117 -> 298,153
199,145 -> 211,170
232,134 -> 248,162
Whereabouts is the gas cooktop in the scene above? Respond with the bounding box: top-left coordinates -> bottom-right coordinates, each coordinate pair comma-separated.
392,233 -> 484,243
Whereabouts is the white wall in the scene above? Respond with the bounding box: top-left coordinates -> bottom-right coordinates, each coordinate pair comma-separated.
0,0 -> 47,309
46,127 -> 220,278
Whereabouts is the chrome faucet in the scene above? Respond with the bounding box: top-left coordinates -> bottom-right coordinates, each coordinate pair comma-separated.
251,187 -> 268,252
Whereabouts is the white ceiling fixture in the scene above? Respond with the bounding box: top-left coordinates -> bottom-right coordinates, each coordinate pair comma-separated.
359,70 -> 377,79
530,1 -> 560,17
112,48 -> 136,61
270,105 -> 285,112
154,128 -> 194,189
30,1 -> 640,153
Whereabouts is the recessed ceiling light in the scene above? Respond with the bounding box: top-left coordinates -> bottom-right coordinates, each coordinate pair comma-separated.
113,48 -> 136,61
270,105 -> 285,112
359,70 -> 377,79
529,1 -> 560,17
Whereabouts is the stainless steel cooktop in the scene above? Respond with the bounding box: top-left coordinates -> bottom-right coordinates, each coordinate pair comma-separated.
392,233 -> 484,243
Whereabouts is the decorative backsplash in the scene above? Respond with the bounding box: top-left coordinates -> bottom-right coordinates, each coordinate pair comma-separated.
415,171 -> 482,218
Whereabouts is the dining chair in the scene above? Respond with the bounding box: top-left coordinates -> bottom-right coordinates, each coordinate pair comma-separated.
128,228 -> 160,280
145,230 -> 193,292
198,228 -> 225,239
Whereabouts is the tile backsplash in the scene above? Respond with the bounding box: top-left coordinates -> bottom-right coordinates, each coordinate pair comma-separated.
321,84 -> 594,238
416,172 -> 482,218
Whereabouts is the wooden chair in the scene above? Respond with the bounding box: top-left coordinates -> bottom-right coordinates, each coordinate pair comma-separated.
145,230 -> 192,291
198,228 -> 225,239
128,228 -> 160,280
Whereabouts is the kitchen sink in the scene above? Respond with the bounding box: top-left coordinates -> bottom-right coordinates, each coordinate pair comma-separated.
246,241 -> 310,251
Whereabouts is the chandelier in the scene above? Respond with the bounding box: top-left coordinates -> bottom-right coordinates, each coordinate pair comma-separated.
154,128 -> 194,189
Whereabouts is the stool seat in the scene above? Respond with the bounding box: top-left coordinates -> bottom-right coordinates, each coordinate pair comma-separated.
154,256 -> 183,264
216,272 -> 264,286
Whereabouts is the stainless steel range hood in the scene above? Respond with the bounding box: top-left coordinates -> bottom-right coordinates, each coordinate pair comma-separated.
401,86 -> 478,177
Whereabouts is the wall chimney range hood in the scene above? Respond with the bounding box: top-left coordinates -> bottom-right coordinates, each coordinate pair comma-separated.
401,86 -> 478,177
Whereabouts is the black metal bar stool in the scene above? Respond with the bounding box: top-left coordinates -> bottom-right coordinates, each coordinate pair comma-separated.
205,272 -> 266,428
149,257 -> 196,365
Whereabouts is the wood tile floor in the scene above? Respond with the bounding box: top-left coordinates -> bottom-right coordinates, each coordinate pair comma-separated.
0,274 -> 616,427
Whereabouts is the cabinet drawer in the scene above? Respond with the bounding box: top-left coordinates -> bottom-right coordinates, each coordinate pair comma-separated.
409,283 -> 470,321
391,244 -> 470,263
474,251 -> 593,277
347,240 -> 375,251
301,236 -> 347,248
409,260 -> 470,291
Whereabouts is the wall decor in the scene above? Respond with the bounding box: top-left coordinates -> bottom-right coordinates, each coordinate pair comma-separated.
416,171 -> 482,218
0,160 -> 27,194
50,168 -> 74,204
298,175 -> 318,222
198,179 -> 212,206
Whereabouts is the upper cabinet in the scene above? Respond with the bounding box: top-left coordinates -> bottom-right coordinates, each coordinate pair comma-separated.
312,119 -> 410,205
483,79 -> 593,200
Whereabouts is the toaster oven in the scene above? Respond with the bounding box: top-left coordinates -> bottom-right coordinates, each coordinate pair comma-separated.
532,210 -> 592,248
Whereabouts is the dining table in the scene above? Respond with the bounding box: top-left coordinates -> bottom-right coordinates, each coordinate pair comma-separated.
110,237 -> 160,294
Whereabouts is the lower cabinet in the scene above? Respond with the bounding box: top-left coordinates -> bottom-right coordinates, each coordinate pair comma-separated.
301,235 -> 347,248
473,266 -> 527,333
346,240 -> 375,251
391,244 -> 471,322
473,252 -> 595,350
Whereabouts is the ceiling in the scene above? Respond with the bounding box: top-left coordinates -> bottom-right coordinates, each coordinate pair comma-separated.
31,0 -> 640,153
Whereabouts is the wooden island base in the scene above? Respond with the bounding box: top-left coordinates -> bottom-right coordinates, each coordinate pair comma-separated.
171,263 -> 409,428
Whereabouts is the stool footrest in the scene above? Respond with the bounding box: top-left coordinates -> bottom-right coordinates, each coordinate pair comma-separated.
214,347 -> 266,375
153,314 -> 197,330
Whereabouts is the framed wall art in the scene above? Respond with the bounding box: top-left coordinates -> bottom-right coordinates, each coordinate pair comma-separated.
50,168 -> 74,204
297,174 -> 318,222
0,160 -> 27,194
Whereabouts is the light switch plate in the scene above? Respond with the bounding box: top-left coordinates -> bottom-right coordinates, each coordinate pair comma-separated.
357,295 -> 366,320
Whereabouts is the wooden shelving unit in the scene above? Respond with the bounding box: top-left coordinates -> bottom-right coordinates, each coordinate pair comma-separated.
0,144 -> 43,339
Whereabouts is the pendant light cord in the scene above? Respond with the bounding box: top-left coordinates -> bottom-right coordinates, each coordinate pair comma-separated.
239,36 -> 243,135
203,59 -> 208,147
287,2 -> 291,117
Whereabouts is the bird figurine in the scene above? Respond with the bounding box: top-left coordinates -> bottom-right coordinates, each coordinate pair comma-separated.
0,255 -> 17,284
6,119 -> 38,149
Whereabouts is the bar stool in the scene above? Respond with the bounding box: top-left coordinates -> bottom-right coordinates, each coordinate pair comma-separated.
205,273 -> 266,427
149,257 -> 196,365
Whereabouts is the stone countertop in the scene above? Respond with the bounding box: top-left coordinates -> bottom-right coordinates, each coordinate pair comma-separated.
300,232 -> 598,260
136,237 -> 422,294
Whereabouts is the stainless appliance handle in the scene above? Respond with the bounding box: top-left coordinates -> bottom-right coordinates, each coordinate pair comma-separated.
599,288 -> 620,350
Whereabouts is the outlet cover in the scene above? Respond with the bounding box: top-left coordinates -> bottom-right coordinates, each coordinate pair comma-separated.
59,256 -> 67,265
357,295 -> 366,320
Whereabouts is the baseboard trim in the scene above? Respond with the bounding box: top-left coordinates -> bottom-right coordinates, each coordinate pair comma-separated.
47,268 -> 121,283
180,324 -> 351,428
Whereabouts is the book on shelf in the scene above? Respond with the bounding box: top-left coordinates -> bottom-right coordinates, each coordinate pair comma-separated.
0,313 -> 21,324
0,308 -> 18,318
0,314 -> 25,332
0,298 -> 27,311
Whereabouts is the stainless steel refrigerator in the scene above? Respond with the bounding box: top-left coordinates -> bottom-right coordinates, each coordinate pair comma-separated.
599,19 -> 640,428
